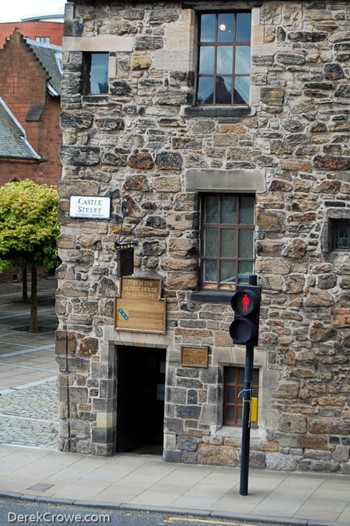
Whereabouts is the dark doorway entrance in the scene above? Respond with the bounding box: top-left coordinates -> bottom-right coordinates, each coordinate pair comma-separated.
116,346 -> 166,454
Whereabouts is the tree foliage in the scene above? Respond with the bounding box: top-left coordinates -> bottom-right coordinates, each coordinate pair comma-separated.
0,180 -> 60,332
0,179 -> 60,272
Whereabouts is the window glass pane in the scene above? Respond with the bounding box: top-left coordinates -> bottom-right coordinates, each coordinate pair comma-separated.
239,229 -> 254,258
203,260 -> 217,282
204,227 -> 218,256
236,13 -> 251,41
90,53 -> 108,94
240,196 -> 255,224
215,76 -> 232,104
218,13 -> 234,42
199,46 -> 215,74
237,405 -> 243,425
334,221 -> 350,249
225,406 -> 234,424
221,195 -> 237,223
204,195 -> 219,223
238,261 -> 253,283
201,14 -> 216,42
234,76 -> 250,104
198,77 -> 214,105
226,386 -> 236,401
235,46 -> 251,74
220,260 -> 236,285
238,368 -> 244,384
217,47 -> 233,75
225,367 -> 235,383
221,229 -> 236,257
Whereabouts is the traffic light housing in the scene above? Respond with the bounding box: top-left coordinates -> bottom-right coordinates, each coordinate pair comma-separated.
229,284 -> 261,346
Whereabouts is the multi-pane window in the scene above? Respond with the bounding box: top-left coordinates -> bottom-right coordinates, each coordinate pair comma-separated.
201,194 -> 255,289
332,220 -> 350,250
223,366 -> 259,426
197,12 -> 251,105
35,37 -> 50,44
83,53 -> 109,95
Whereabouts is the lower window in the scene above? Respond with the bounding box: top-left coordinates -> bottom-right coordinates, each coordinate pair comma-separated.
332,219 -> 350,250
223,366 -> 259,426
200,193 -> 255,289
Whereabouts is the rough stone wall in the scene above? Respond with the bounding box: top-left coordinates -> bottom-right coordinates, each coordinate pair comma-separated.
57,1 -> 350,472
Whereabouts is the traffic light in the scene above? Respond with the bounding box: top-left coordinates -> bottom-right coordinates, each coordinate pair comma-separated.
229,284 -> 261,346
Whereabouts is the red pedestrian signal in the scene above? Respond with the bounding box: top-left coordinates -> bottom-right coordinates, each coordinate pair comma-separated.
242,294 -> 250,313
230,285 -> 261,346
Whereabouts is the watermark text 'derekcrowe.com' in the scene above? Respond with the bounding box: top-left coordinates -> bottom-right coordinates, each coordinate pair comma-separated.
8,511 -> 111,523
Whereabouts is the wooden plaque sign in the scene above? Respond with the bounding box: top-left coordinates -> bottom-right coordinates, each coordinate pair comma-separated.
115,277 -> 166,334
181,346 -> 209,368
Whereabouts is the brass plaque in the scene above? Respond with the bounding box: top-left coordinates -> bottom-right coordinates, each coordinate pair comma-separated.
115,297 -> 166,334
181,346 -> 209,368
121,277 -> 161,299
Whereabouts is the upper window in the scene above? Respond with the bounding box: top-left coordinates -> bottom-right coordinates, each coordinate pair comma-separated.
197,12 -> 251,106
83,53 -> 109,95
200,194 -> 255,290
332,220 -> 350,250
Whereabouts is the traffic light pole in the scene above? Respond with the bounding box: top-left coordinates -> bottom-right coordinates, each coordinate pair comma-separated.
239,342 -> 254,496
240,274 -> 257,496
230,274 -> 260,496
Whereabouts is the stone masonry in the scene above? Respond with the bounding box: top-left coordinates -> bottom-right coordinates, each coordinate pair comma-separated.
57,0 -> 350,473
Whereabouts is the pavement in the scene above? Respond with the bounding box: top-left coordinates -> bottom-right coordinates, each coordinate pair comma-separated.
0,279 -> 350,526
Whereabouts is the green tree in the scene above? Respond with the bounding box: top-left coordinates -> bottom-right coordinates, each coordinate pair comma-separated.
0,179 -> 60,331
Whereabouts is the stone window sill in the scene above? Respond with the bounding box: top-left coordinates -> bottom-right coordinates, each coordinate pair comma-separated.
215,426 -> 266,443
190,290 -> 233,304
183,106 -> 254,118
81,94 -> 109,104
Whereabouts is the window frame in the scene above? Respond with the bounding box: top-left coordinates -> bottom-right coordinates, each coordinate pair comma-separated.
199,193 -> 255,291
223,366 -> 259,427
196,10 -> 252,107
320,208 -> 350,254
331,219 -> 350,251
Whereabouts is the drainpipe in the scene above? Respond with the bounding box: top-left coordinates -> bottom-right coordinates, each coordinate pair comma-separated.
64,331 -> 71,452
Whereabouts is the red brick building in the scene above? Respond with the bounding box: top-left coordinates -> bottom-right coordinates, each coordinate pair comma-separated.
0,21 -> 63,47
0,29 -> 62,186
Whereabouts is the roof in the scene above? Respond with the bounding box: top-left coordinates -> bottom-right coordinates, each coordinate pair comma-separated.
21,14 -> 64,22
0,98 -> 41,161
25,38 -> 62,96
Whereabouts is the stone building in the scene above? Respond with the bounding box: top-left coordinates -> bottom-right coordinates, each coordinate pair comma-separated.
57,0 -> 350,473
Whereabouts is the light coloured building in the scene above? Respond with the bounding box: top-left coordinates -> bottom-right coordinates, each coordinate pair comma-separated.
57,0 -> 350,473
